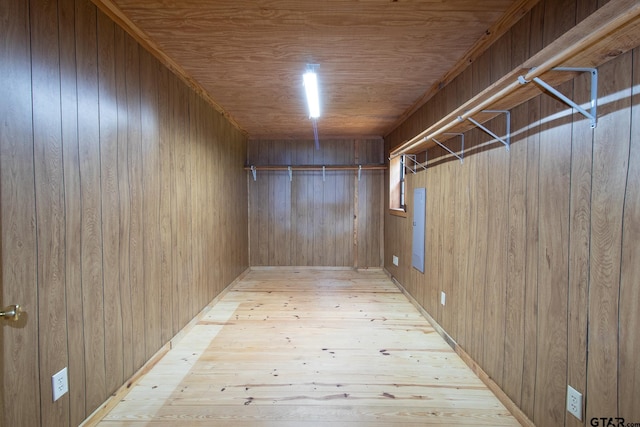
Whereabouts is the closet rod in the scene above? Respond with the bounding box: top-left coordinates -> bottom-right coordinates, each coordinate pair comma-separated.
244,164 -> 386,171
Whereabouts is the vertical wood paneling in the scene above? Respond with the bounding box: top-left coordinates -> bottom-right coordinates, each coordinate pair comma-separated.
2,0 -> 249,424
520,3 -> 543,418
520,93 -> 541,420
76,0 -> 108,412
566,3 -> 596,426
188,91 -> 199,317
442,155 -> 455,329
254,141 -> 269,266
463,140 -> 479,358
359,139 -> 383,268
534,82 -> 572,427
193,95 -> 204,310
202,104 -> 212,300
471,131 -> 489,368
248,139 -> 383,267
454,68 -> 472,350
338,143 -> 353,267
207,111 -> 219,296
535,1 -> 574,424
269,141 -> 291,267
483,33 -> 510,387
619,47 -> 640,422
124,30 -> 146,372
502,13 -> 531,406
30,0 -> 69,424
469,52 -> 492,368
301,146 -> 314,267
358,151 -> 370,269
59,0 -> 87,423
0,0 -> 40,425
503,100 -> 528,405
442,136 -> 459,340
140,48 -> 162,359
324,144 -> 337,266
114,25 -> 134,386
335,146 -> 347,265
158,64 -> 173,342
168,72 -> 179,332
291,143 -> 312,265
172,75 -> 191,329
426,151 -> 440,315
97,10 -> 123,396
311,141 -> 328,265
586,53 -> 631,420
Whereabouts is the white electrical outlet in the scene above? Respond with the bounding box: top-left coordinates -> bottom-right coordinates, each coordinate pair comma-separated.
440,291 -> 446,306
392,255 -> 399,266
567,385 -> 582,420
52,367 -> 69,402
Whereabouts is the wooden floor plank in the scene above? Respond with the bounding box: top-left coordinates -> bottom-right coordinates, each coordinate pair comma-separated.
95,269 -> 519,426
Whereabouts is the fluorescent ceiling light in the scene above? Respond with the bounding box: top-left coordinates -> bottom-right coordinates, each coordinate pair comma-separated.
303,70 -> 320,119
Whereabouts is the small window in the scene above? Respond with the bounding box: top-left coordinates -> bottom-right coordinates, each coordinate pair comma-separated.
389,155 -> 406,216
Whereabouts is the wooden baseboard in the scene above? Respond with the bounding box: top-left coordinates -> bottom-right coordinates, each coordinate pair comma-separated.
384,269 -> 535,427
79,342 -> 170,427
80,267 -> 251,426
249,266 -> 383,271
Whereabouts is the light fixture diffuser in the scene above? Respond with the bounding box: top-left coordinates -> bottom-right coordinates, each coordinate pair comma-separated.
303,70 -> 320,119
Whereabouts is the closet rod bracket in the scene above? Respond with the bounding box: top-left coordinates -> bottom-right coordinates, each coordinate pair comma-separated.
404,153 -> 428,174
468,110 -> 511,151
251,165 -> 257,181
530,67 -> 598,128
432,133 -> 465,164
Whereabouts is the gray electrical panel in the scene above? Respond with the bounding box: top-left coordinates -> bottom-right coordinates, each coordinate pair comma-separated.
412,188 -> 426,273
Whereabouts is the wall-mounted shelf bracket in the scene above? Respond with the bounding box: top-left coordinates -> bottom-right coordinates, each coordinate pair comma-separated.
467,110 -> 511,151
433,132 -> 465,164
322,166 -> 326,182
358,165 -> 362,181
288,166 -> 292,182
251,165 -> 257,181
521,67 -> 598,128
404,153 -> 428,174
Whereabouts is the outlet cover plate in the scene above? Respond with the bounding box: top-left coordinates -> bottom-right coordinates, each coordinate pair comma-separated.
52,367 -> 68,402
392,255 -> 399,266
567,385 -> 582,420
440,291 -> 446,306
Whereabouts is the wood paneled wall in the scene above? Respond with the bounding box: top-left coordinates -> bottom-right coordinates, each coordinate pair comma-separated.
384,1 -> 640,426
0,0 -> 248,425
248,139 -> 383,267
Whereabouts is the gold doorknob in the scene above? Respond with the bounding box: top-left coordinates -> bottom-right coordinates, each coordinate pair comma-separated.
1,304 -> 22,322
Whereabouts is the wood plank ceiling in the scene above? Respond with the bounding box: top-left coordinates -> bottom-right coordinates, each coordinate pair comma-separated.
97,0 -> 523,139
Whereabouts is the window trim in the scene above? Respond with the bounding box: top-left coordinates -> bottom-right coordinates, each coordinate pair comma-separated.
389,154 -> 407,217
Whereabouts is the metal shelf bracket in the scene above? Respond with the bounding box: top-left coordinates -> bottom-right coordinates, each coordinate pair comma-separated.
322,166 -> 326,182
432,132 -> 465,164
251,165 -> 257,181
358,165 -> 362,181
404,153 -> 427,174
467,110 -> 511,151
288,166 -> 292,182
524,67 -> 598,128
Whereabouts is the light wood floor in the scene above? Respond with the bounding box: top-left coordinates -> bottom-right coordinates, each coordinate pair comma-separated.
97,269 -> 519,426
